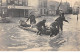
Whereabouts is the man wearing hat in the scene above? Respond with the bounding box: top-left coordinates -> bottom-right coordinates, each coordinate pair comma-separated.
36,19 -> 46,35
55,13 -> 69,31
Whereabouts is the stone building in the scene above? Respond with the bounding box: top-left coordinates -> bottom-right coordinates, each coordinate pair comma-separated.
48,1 -> 59,15
38,0 -> 48,16
47,1 -> 71,15
73,1 -> 80,14
0,0 -> 7,17
7,0 -> 34,17
59,2 -> 70,13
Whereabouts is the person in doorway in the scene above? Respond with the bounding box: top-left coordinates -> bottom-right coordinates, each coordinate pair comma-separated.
36,19 -> 46,35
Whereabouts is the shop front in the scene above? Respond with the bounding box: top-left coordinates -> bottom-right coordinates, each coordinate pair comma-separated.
7,6 -> 33,18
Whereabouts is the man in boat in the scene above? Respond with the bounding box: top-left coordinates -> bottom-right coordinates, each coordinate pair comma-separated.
50,21 -> 59,37
55,13 -> 69,31
26,14 -> 36,25
36,19 -> 46,35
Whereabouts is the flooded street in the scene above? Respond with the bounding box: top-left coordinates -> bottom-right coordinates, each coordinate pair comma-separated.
0,14 -> 80,51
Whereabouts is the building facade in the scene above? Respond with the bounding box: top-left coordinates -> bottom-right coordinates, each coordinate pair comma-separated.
38,0 -> 48,16
60,2 -> 70,13
0,0 -> 7,17
0,0 -> 2,16
47,1 -> 71,15
48,1 -> 59,16
73,1 -> 80,14
7,0 -> 34,17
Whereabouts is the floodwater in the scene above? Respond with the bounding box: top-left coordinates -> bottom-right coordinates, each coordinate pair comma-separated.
0,14 -> 80,51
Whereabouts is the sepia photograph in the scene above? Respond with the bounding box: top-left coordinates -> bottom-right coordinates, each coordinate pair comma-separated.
0,0 -> 80,51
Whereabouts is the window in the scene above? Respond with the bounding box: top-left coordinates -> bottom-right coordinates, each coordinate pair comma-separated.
7,0 -> 14,5
10,0 -> 14,5
19,0 -> 23,6
7,0 -> 27,6
2,0 -> 6,6
0,0 -> 2,6
7,0 -> 10,4
14,0 -> 18,5
23,0 -> 27,6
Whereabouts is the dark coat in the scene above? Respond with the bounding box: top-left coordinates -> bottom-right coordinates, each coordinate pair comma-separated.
36,20 -> 46,28
50,21 -> 59,36
55,16 -> 68,25
55,15 -> 68,31
27,15 -> 36,24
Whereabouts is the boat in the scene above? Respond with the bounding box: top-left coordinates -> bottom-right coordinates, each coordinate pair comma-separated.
18,20 -> 51,35
18,20 -> 59,36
